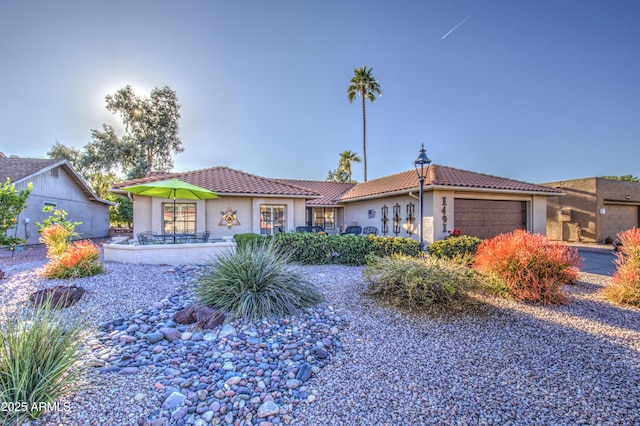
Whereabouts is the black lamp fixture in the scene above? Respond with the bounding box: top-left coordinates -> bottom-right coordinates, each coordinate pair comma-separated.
414,143 -> 432,251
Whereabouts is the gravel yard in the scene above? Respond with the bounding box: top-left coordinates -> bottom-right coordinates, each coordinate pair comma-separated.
1,246 -> 638,425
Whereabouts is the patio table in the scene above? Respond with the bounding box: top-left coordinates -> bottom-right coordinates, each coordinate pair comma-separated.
156,233 -> 196,244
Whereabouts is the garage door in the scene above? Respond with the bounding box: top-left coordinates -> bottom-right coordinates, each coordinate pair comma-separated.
602,204 -> 638,240
454,199 -> 526,240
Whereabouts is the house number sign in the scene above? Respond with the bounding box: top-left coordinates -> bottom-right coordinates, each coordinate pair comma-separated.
442,197 -> 448,233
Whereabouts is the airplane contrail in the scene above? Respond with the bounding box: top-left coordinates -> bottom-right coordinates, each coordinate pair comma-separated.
441,14 -> 472,40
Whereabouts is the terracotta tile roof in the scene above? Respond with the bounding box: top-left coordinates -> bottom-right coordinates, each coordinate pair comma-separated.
0,157 -> 61,182
113,166 -> 321,198
276,180 -> 356,206
339,164 -> 562,201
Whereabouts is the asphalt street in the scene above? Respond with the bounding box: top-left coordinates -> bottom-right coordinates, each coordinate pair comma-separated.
577,248 -> 617,276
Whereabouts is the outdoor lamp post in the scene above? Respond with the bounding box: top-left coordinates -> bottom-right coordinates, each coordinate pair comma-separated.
414,144 -> 432,251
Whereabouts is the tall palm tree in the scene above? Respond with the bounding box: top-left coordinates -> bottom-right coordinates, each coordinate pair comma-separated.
347,65 -> 382,182
338,150 -> 362,182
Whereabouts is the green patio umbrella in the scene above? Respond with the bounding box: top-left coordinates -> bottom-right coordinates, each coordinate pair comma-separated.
122,178 -> 219,236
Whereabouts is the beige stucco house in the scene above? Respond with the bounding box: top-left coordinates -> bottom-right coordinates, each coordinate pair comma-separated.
542,177 -> 640,243
113,164 -> 560,245
1,156 -> 112,245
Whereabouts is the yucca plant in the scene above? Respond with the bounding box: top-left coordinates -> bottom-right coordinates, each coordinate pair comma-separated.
194,240 -> 323,320
0,296 -> 88,423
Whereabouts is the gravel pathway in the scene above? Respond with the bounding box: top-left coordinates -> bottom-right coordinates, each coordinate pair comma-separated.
1,255 -> 638,425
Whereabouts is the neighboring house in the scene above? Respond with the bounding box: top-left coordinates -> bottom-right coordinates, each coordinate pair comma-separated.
542,177 -> 640,243
113,164 -> 560,244
0,156 -> 112,245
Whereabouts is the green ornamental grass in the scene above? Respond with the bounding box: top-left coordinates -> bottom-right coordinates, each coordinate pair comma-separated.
195,240 -> 323,320
0,296 -> 88,424
363,255 -> 484,312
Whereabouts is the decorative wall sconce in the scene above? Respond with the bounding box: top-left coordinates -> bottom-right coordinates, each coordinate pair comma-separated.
406,203 -> 415,235
381,205 -> 389,235
392,203 -> 401,235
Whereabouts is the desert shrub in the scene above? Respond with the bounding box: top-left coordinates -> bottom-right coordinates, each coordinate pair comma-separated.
39,224 -> 73,259
0,296 -> 88,423
272,233 -> 419,265
233,233 -> 267,249
43,239 -> 103,279
363,255 -> 483,311
194,240 -> 323,319
473,230 -> 581,304
428,235 -> 482,263
603,227 -> 640,306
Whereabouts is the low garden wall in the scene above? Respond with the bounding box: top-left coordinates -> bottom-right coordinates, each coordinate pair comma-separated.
103,241 -> 235,265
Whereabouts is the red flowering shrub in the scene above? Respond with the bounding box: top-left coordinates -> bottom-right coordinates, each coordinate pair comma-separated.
604,228 -> 640,306
43,240 -> 103,279
473,230 -> 581,304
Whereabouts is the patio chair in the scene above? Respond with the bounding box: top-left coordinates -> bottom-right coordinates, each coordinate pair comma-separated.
363,226 -> 378,236
137,231 -> 156,245
341,226 -> 362,235
190,231 -> 210,243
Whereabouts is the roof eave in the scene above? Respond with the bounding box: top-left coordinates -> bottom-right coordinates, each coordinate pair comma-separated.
339,184 -> 561,202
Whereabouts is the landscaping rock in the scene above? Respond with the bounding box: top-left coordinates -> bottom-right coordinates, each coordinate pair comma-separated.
295,362 -> 313,382
174,305 -> 226,330
173,306 -> 196,324
29,285 -> 86,308
194,306 -> 225,329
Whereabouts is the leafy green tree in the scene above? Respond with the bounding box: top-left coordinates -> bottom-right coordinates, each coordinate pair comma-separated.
110,196 -> 133,228
105,85 -> 183,179
601,175 -> 640,182
47,140 -> 81,165
48,137 -> 119,200
347,65 -> 382,182
326,168 -> 350,183
0,179 -> 31,248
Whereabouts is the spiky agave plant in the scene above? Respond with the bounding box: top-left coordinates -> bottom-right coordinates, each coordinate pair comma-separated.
195,240 -> 323,320
0,295 -> 88,423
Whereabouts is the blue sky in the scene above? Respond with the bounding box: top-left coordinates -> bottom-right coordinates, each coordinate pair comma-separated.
1,0 -> 638,184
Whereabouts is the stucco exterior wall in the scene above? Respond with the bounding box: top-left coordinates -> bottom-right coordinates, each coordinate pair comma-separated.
132,195 -> 309,239
343,189 -> 548,244
531,194 -> 548,235
543,178 -> 640,243
342,193 -> 435,243
12,167 -> 110,244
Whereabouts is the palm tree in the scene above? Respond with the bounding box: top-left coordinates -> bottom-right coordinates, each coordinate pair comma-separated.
347,65 -> 382,182
338,150 -> 361,182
